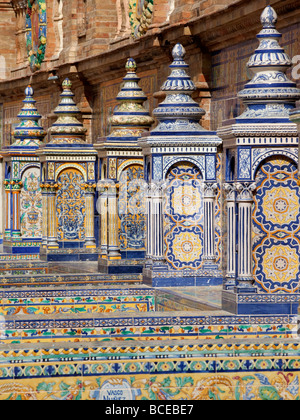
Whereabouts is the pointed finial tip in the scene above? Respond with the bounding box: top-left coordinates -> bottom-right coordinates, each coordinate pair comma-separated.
261,5 -> 277,28
62,78 -> 72,89
126,58 -> 137,72
172,44 -> 186,60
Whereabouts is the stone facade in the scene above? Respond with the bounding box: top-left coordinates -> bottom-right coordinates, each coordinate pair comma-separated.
1,0 -> 298,150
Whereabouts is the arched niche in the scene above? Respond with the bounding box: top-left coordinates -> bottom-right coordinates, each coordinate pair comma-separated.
56,167 -> 86,243
20,165 -> 42,239
164,161 -> 204,270
118,163 -> 146,253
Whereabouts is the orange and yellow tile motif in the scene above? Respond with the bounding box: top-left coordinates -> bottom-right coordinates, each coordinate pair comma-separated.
253,158 -> 300,293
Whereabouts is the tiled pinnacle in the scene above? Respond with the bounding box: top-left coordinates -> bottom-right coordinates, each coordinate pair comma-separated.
151,43 -> 207,136
108,58 -> 154,139
49,78 -> 87,144
12,85 -> 46,148
237,5 -> 300,122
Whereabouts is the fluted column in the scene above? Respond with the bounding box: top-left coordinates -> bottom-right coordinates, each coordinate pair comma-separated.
11,179 -> 22,239
203,183 -> 218,267
145,183 -> 153,263
4,180 -> 11,239
235,182 -> 257,292
84,183 -> 96,249
100,189 -> 108,258
224,183 -> 237,290
150,181 -> 166,264
98,182 -> 108,259
41,184 -> 48,247
47,183 -> 59,249
107,182 -> 121,260
4,179 -> 11,239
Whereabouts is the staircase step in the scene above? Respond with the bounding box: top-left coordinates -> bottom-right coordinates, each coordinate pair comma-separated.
0,254 -> 40,262
0,285 -> 155,316
0,273 -> 143,288
0,312 -> 295,345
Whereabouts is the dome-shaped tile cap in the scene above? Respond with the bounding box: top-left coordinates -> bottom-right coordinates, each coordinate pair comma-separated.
261,5 -> 278,28
125,58 -> 137,72
24,85 -> 34,97
62,78 -> 72,89
172,43 -> 186,60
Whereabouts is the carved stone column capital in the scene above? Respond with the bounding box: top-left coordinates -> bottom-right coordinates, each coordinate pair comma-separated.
203,182 -> 218,198
149,180 -> 168,198
223,183 -> 236,201
235,182 -> 256,201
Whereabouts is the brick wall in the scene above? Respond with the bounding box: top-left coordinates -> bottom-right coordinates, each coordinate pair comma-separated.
0,1 -> 17,79
0,0 -> 299,141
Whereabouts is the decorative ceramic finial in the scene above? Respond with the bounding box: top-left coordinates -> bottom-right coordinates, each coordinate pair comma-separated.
62,78 -> 72,89
125,58 -> 137,72
260,5 -> 277,28
107,59 -> 154,140
48,78 -> 87,144
161,44 -> 195,93
151,43 -> 208,136
172,43 -> 186,61
12,85 -> 46,148
25,85 -> 34,97
237,6 -> 300,122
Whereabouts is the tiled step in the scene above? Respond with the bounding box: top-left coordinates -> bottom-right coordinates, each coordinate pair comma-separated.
0,285 -> 155,316
1,312 -> 296,345
0,254 -> 40,262
0,285 -> 221,316
0,337 -> 299,396
0,261 -> 48,276
0,273 -> 143,288
2,337 -> 299,364
0,261 -> 47,268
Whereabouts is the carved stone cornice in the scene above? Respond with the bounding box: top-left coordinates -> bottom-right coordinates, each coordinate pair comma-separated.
188,0 -> 300,51
0,1 -> 13,10
218,122 -> 298,140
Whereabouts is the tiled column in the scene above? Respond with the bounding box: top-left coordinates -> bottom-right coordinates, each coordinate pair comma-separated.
107,182 -> 121,260
4,180 -> 11,239
224,183 -> 237,290
203,183 -> 218,267
11,180 -> 22,239
47,183 -> 59,249
84,183 -> 96,249
235,182 -> 257,292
